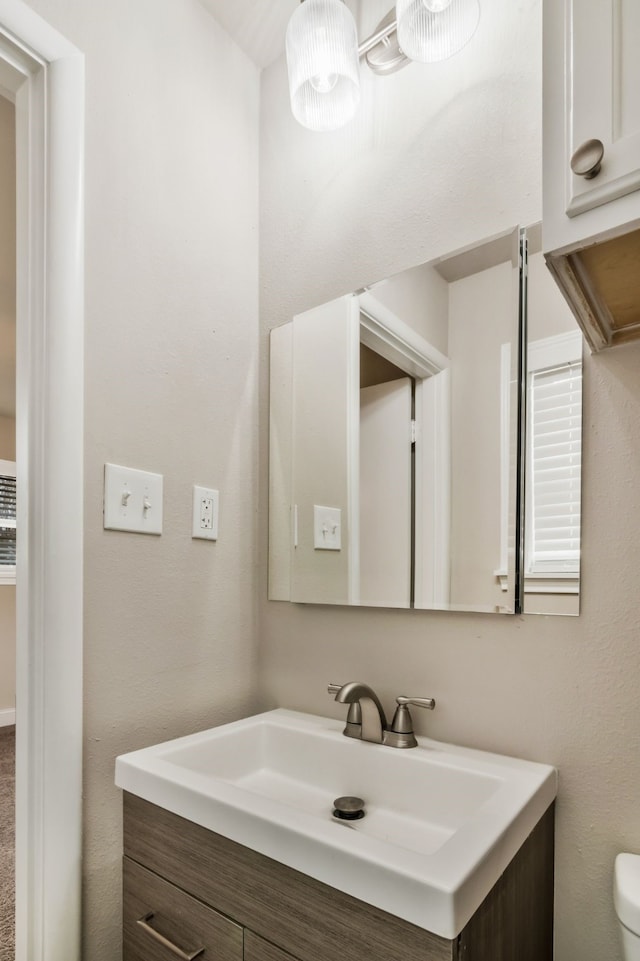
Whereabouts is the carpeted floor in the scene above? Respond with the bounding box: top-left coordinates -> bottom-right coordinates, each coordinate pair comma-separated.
0,726 -> 14,961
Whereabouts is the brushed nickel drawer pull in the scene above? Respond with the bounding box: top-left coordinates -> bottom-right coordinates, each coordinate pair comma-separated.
136,912 -> 205,960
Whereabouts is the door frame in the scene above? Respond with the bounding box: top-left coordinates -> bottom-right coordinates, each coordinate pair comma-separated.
0,3 -> 84,960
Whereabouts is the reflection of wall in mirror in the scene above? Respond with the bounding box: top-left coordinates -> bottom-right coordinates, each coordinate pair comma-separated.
448,261 -> 514,611
369,262 -> 449,356
289,296 -> 359,605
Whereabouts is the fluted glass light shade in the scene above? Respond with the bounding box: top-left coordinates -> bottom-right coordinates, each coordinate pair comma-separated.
396,0 -> 480,63
286,0 -> 361,132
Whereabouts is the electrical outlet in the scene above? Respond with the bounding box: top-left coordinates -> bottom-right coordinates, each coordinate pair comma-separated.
192,486 -> 219,540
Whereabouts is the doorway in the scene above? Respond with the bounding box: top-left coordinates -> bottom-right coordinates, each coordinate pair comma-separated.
0,5 -> 84,961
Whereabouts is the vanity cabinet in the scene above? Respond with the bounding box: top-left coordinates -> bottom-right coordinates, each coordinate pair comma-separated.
123,858 -> 243,960
122,792 -> 554,961
543,0 -> 640,349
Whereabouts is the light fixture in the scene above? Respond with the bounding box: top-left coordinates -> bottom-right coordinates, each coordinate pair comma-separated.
286,0 -> 481,131
396,0 -> 480,63
286,0 -> 361,132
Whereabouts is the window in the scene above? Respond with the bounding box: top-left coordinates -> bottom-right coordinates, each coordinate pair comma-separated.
496,330 -> 582,596
528,361 -> 582,573
0,460 -> 16,586
525,331 -> 582,592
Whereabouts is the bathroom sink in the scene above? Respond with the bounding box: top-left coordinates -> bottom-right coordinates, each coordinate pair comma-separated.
115,708 -> 556,939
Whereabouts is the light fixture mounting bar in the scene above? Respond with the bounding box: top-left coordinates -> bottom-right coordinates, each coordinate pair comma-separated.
357,14 -> 399,58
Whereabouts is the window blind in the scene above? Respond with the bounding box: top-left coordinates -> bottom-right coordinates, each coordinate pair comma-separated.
529,361 -> 582,572
0,473 -> 16,566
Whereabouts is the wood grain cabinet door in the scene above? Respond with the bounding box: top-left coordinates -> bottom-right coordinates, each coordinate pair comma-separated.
244,931 -> 301,961
123,857 -> 243,961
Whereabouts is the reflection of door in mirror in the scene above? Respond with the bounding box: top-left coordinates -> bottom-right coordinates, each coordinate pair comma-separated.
359,359 -> 412,608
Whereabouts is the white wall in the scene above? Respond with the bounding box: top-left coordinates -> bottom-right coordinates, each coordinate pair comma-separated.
20,1 -> 261,958
260,3 -> 640,961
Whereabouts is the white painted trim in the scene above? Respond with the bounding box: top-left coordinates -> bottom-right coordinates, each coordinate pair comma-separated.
358,291 -> 449,378
566,169 -> 640,218
268,325 -> 293,602
497,571 -> 580,595
527,330 -> 583,372
0,458 -> 16,476
0,707 -> 15,727
0,5 -> 84,961
498,343 -> 511,576
346,295 -> 361,605
414,371 -> 451,609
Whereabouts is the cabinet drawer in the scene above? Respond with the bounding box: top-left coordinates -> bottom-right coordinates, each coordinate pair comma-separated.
244,931 -> 299,961
123,857 -> 243,961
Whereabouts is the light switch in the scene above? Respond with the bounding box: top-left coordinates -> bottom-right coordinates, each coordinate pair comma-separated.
314,505 -> 341,551
104,463 -> 163,535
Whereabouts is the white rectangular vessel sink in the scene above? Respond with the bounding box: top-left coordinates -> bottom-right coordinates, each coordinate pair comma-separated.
115,709 -> 556,939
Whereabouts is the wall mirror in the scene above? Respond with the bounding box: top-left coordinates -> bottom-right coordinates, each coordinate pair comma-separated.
268,225 -> 582,614
522,233 -> 582,616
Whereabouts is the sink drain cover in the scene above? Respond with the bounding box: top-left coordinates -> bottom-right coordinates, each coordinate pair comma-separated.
333,796 -> 365,821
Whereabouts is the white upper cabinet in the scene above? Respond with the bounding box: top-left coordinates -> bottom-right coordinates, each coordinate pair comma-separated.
544,0 -> 640,254
544,0 -> 640,350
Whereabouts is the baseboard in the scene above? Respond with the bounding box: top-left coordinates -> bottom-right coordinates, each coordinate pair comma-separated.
0,708 -> 16,727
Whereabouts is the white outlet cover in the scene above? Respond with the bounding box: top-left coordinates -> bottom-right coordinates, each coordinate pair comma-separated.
104,463 -> 163,535
193,486 -> 219,541
314,505 -> 341,551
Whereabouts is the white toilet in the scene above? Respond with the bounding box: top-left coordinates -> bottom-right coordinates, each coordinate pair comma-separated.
615,854 -> 640,959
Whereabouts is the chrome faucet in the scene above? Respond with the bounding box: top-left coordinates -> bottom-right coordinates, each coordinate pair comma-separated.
328,682 -> 435,749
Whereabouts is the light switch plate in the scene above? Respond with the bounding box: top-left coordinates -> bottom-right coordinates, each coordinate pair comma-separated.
192,486 -> 219,540
314,505 -> 341,551
104,463 -> 163,535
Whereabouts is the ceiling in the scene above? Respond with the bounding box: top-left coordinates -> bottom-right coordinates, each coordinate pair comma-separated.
198,0 -> 298,69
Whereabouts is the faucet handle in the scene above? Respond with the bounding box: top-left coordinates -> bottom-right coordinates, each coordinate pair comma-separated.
385,695 -> 436,749
396,696 -> 436,711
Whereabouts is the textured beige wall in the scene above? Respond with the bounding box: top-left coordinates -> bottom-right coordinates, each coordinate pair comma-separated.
0,95 -> 15,420
259,2 -> 640,960
0,416 -> 15,461
20,1 -> 261,958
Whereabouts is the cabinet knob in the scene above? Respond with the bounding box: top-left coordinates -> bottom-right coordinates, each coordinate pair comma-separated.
571,139 -> 605,179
